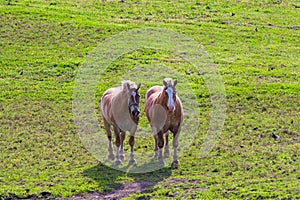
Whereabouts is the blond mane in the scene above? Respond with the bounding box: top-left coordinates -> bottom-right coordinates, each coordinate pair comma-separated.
163,78 -> 174,87
121,80 -> 138,91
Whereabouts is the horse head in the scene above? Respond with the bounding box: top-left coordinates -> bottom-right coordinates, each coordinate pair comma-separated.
163,78 -> 177,112
127,82 -> 141,119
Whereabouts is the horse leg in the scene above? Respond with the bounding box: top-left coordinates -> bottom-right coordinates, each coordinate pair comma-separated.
153,134 -> 159,159
157,130 -> 165,166
128,135 -> 136,165
164,131 -> 170,158
171,127 -> 181,168
119,131 -> 125,161
103,118 -> 114,160
113,125 -> 122,166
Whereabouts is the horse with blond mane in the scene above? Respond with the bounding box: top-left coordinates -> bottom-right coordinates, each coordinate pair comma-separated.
100,80 -> 141,166
145,78 -> 183,167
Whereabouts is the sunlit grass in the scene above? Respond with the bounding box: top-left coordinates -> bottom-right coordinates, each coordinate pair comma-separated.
1,0 -> 299,199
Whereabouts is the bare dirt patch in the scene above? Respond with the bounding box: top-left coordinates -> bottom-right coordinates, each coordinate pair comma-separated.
54,180 -> 155,200
4,181 -> 156,200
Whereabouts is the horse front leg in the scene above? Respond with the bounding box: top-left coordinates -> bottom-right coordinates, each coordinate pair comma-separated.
103,118 -> 114,160
164,131 -> 170,158
113,126 -> 122,166
128,135 -> 136,165
157,130 -> 165,166
171,127 -> 181,168
119,131 -> 126,161
153,134 -> 158,159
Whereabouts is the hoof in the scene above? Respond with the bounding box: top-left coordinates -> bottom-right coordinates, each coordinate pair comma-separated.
120,155 -> 125,161
114,160 -> 122,166
108,154 -> 115,160
171,160 -> 180,168
128,159 -> 136,165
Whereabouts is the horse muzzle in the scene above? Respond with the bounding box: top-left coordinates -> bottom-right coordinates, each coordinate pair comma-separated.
131,108 -> 140,118
167,105 -> 175,112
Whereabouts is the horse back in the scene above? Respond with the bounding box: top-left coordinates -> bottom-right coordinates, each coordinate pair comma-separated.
146,86 -> 163,100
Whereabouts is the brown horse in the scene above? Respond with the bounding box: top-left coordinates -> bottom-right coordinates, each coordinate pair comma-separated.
100,80 -> 141,166
145,78 -> 183,167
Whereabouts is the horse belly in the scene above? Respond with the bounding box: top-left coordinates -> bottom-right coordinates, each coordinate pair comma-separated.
163,111 -> 182,133
113,118 -> 137,135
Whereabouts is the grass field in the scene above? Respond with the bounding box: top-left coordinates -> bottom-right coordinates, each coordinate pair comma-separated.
1,0 -> 299,199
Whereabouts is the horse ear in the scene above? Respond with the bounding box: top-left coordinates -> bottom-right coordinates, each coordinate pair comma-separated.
163,80 -> 168,87
174,80 -> 178,87
126,83 -> 131,91
137,83 -> 141,90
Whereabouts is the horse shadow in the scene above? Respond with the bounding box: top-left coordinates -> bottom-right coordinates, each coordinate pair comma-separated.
83,161 -> 172,195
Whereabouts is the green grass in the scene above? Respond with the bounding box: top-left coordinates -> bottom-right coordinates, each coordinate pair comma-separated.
1,0 -> 299,199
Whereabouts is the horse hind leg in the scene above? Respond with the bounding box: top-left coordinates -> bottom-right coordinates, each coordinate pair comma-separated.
103,118 -> 114,160
164,131 -> 170,158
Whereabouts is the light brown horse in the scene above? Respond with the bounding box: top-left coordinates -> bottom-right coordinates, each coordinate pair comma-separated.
100,80 -> 141,166
145,78 -> 183,167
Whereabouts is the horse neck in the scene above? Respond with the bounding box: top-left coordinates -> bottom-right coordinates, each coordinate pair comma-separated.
114,90 -> 129,107
118,90 -> 139,123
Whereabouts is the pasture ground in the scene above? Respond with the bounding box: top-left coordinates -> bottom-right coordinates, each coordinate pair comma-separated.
1,0 -> 299,199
